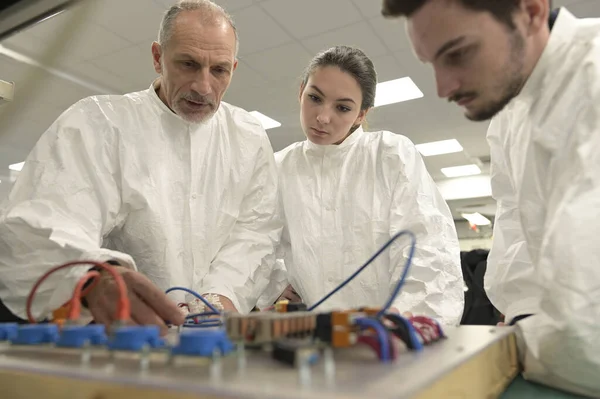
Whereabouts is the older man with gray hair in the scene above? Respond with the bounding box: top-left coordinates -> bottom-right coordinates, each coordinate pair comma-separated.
0,0 -> 282,335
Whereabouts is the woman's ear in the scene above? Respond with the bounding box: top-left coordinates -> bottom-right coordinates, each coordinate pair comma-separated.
298,83 -> 306,103
354,107 -> 371,125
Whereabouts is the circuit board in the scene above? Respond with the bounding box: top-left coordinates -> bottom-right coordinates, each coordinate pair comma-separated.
9,234 -> 517,398
0,325 -> 518,399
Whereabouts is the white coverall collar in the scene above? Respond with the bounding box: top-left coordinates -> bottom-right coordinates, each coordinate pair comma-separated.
304,125 -> 365,153
517,8 -> 579,103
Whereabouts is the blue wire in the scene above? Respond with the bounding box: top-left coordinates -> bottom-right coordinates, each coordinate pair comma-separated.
184,311 -> 222,328
307,230 -> 416,314
377,231 -> 416,318
183,323 -> 223,328
356,318 -> 390,362
185,312 -> 220,320
165,287 -> 220,314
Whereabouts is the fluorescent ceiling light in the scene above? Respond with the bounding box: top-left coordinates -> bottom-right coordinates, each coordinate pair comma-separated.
9,162 -> 24,172
441,164 -> 481,178
416,139 -> 463,157
436,175 -> 492,201
461,212 -> 491,226
374,77 -> 423,107
249,111 -> 281,130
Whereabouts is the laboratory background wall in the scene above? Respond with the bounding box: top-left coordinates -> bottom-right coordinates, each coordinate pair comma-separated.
0,0 -> 597,249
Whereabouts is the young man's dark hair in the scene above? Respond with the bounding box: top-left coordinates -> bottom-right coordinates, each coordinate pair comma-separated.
382,0 -> 521,28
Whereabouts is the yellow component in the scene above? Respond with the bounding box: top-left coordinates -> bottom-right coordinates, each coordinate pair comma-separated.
332,311 -> 352,348
52,304 -> 70,327
275,300 -> 289,313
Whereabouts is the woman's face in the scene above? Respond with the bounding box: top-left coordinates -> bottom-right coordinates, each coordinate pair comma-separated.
300,66 -> 368,145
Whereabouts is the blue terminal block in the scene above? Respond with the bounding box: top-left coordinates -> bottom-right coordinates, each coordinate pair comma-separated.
56,325 -> 108,348
171,329 -> 234,357
107,326 -> 165,351
0,323 -> 18,342
13,324 -> 60,345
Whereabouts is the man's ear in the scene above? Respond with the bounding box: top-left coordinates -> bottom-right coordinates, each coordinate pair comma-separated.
521,0 -> 551,36
151,42 -> 163,74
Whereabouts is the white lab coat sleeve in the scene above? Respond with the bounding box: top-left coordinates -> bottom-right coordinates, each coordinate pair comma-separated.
485,123 -> 541,322
256,222 -> 292,309
255,258 -> 289,309
0,100 -> 135,321
255,190 -> 291,309
198,134 -> 283,314
387,137 -> 464,326
515,85 -> 600,397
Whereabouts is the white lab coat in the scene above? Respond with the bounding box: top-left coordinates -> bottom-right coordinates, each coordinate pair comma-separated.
261,128 -> 464,326
485,9 -> 600,396
0,80 -> 282,318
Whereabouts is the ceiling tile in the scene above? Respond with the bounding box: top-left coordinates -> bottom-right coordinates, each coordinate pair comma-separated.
88,43 -> 158,87
564,0 -> 600,17
242,42 -> 313,83
393,49 -> 437,96
212,0 -> 255,11
351,0 -> 384,18
93,0 -> 166,44
301,21 -> 389,59
224,60 -> 269,105
370,54 -> 405,83
62,62 -> 133,94
261,0 -> 363,39
154,0 -> 254,11
254,83 -> 300,123
230,6 -> 293,56
1,30 -> 50,59
369,16 -> 412,53
33,76 -> 98,110
555,0 -> 595,8
0,54 -> 27,81
22,8 -> 134,62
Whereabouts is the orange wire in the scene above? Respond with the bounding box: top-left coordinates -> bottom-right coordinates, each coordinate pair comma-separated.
55,274 -> 101,310
26,261 -> 130,323
67,271 -> 101,320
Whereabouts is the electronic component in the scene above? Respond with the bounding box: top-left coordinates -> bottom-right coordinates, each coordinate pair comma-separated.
272,339 -> 319,367
12,324 -> 59,345
171,329 -> 234,357
107,326 -> 164,352
56,325 -> 107,348
226,311 -> 316,345
274,301 -> 307,313
0,323 -> 18,341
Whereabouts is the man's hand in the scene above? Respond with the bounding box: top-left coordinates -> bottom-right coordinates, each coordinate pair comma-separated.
276,284 -> 302,303
83,266 -> 185,336
204,294 -> 238,313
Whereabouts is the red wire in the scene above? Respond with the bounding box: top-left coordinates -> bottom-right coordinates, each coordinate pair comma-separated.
358,330 -> 397,361
409,316 -> 441,344
358,335 -> 383,360
67,271 -> 101,320
410,321 -> 428,343
410,316 -> 440,337
26,261 -> 130,323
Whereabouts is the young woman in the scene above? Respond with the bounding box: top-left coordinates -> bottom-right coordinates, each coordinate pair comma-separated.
261,46 -> 464,326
